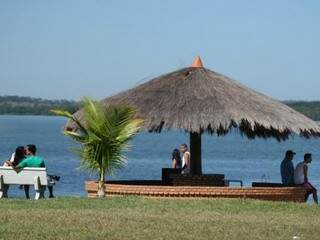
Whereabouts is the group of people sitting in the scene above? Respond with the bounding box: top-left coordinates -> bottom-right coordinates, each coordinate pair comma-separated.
281,150 -> 318,204
171,146 -> 318,204
2,144 -> 55,198
171,143 -> 190,174
4,144 -> 45,169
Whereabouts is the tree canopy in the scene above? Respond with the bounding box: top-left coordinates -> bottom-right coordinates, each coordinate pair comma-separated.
0,96 -> 319,122
0,95 -> 79,115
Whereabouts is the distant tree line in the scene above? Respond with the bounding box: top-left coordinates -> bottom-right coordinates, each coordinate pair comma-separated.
0,96 -> 320,121
0,95 -> 79,115
284,101 -> 320,121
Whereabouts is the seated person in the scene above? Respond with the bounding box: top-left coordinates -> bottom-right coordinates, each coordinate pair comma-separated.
15,144 -> 45,169
3,146 -> 26,167
280,150 -> 295,186
294,153 -> 318,204
2,146 -> 26,195
10,144 -> 45,199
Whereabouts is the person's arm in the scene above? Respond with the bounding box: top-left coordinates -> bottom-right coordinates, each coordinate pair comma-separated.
303,164 -> 308,183
182,163 -> 186,170
184,153 -> 190,168
9,153 -> 15,163
3,153 -> 15,166
12,164 -> 22,172
290,162 -> 295,184
290,162 -> 295,174
172,158 -> 177,168
5,160 -> 14,167
12,159 -> 27,173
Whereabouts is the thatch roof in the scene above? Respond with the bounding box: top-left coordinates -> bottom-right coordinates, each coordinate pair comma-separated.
68,57 -> 320,140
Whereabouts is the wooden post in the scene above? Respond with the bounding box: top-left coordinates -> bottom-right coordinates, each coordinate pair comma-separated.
190,132 -> 202,175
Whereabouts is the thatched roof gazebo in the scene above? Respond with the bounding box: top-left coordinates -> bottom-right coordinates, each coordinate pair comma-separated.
69,56 -> 320,175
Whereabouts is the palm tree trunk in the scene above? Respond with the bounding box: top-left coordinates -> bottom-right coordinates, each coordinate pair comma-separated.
97,168 -> 106,198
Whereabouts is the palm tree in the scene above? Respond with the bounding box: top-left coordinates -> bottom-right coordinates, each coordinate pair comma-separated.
52,97 -> 143,197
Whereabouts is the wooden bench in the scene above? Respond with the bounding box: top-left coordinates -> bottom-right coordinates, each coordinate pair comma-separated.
162,168 -> 233,187
162,168 -> 181,185
169,173 -> 225,186
0,166 -> 54,200
252,182 -> 294,187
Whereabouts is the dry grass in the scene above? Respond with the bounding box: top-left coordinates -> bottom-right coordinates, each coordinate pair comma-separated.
0,196 -> 319,240
70,66 -> 320,140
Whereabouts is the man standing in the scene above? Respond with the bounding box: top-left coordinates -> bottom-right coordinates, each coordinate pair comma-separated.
294,153 -> 318,204
280,150 -> 295,186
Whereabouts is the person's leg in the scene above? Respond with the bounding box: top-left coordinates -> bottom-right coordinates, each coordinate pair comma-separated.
310,184 -> 318,204
313,191 -> 318,204
48,186 -> 54,198
302,183 -> 311,202
304,193 -> 309,202
304,182 -> 318,204
24,185 -> 30,199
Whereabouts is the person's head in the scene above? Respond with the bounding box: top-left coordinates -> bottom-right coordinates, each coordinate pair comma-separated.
13,146 -> 26,165
172,148 -> 181,161
179,144 -> 188,154
304,153 -> 312,164
25,144 -> 37,156
285,150 -> 296,161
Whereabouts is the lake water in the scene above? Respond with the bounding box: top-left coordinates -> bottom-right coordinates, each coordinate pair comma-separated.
0,115 -> 319,198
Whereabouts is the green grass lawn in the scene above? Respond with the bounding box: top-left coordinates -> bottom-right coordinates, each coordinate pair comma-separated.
0,196 -> 319,240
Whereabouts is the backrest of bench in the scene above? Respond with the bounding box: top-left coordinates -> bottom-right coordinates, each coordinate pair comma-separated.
168,173 -> 225,186
0,167 -> 48,185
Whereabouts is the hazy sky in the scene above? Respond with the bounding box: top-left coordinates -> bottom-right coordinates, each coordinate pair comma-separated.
0,0 -> 319,101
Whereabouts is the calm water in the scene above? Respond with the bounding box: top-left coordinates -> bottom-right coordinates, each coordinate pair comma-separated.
0,115 -> 319,198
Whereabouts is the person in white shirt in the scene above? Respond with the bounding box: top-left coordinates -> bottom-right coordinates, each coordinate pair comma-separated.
294,153 -> 318,204
180,144 -> 190,174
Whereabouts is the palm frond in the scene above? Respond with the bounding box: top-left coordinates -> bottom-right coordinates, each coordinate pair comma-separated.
52,97 -> 143,181
51,109 -> 88,134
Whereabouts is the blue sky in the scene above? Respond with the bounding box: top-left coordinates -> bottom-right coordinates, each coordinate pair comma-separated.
0,0 -> 319,100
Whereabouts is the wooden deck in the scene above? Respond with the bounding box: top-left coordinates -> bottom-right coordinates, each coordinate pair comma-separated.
85,181 -> 307,202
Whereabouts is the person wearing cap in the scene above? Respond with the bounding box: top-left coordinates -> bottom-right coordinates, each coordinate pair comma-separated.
294,153 -> 318,204
280,150 -> 296,186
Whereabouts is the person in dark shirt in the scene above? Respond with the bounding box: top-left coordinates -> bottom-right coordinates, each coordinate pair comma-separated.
4,146 -> 26,167
280,150 -> 295,185
171,148 -> 182,169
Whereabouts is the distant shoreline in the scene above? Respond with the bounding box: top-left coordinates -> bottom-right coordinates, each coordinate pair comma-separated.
0,95 -> 79,116
1,95 -> 320,121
